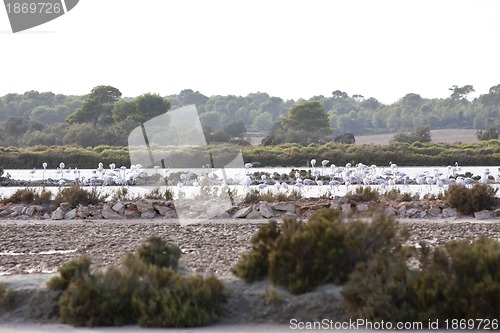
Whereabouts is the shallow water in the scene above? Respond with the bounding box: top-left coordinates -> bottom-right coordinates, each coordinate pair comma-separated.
1,166 -> 500,200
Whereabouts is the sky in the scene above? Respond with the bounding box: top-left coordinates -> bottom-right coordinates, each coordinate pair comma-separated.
1,0 -> 500,104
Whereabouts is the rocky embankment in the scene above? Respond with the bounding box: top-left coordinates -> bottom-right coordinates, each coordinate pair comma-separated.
1,196 -> 500,221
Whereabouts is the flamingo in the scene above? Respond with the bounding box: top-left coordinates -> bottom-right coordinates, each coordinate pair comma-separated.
321,160 -> 329,175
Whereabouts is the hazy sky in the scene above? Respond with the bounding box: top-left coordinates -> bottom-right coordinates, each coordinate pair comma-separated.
1,0 -> 499,104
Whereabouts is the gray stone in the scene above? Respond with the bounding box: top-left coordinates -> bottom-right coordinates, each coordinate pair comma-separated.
0,209 -> 11,217
341,203 -> 352,213
112,202 -> 125,214
257,202 -> 274,218
11,205 -> 23,217
64,208 -> 77,220
356,203 -> 369,212
77,205 -> 91,219
272,202 -> 295,213
493,209 -> 500,218
101,204 -> 123,219
406,208 -> 419,217
136,201 -> 156,219
51,207 -> 65,220
233,206 -> 253,218
420,211 -> 427,218
23,206 -> 36,216
59,202 -> 72,213
42,212 -> 51,219
442,208 -> 458,218
474,210 -> 492,220
32,205 -> 45,213
154,205 -> 172,217
385,206 -> 396,216
246,209 -> 264,219
429,206 -> 441,217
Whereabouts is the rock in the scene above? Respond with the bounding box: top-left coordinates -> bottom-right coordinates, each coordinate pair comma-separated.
23,206 -> 36,217
356,203 -> 369,212
385,206 -> 396,216
136,201 -> 157,219
442,208 -> 458,218
32,205 -> 45,213
51,207 -> 65,220
420,211 -> 427,218
42,212 -> 51,219
10,205 -> 23,217
101,204 -> 123,219
233,206 -> 253,218
59,202 -> 72,213
406,208 -> 419,217
474,210 -> 492,220
246,209 -> 264,219
154,205 -> 172,217
112,202 -> 125,214
256,202 -> 274,218
493,209 -> 500,218
272,202 -> 295,213
124,207 -> 141,218
0,209 -> 11,217
77,205 -> 91,219
64,208 -> 77,220
341,203 -> 352,214
429,206 -> 441,217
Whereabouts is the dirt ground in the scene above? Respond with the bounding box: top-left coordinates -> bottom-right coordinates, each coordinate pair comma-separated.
1,217 -> 499,327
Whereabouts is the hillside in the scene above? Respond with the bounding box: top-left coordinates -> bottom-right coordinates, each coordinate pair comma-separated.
355,129 -> 479,145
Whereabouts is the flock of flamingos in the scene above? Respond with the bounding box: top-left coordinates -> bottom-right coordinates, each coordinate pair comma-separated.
24,158 -> 500,198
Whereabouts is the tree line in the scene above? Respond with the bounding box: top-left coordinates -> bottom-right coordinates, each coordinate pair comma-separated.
0,84 -> 499,148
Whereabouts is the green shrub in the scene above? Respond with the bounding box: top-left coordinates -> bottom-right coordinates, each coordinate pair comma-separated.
346,186 -> 380,203
232,220 -> 281,282
47,255 -> 92,291
342,237 -> 500,326
383,189 -> 419,202
233,209 -> 408,294
136,236 -> 181,270
48,238 -> 225,328
445,184 -> 498,215
54,185 -> 102,207
0,281 -> 15,310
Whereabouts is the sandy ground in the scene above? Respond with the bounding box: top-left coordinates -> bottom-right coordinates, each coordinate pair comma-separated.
1,217 -> 499,331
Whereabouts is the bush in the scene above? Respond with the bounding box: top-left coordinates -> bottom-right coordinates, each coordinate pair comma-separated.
48,238 -> 226,328
343,237 -> 500,325
54,185 -> 102,207
136,236 -> 181,270
0,187 -> 52,204
144,187 -> 173,201
445,184 -> 498,215
232,220 -> 281,282
345,186 -> 380,203
233,209 -> 408,294
243,189 -> 302,204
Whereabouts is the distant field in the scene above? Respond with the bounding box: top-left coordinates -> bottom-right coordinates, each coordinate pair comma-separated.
355,129 -> 480,145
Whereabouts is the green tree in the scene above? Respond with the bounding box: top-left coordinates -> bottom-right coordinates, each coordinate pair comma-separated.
449,85 -> 475,101
66,85 -> 122,127
476,126 -> 500,141
2,116 -> 28,136
222,120 -> 246,137
281,101 -> 331,144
